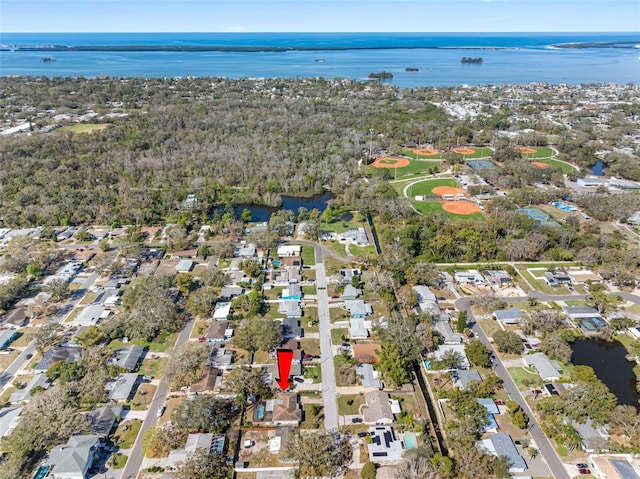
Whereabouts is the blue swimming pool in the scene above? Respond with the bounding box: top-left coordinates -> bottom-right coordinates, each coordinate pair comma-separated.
403,434 -> 418,449
552,201 -> 577,212
256,405 -> 265,420
33,465 -> 50,479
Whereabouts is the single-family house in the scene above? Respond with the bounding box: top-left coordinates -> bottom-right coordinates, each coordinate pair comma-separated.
111,345 -> 145,371
176,259 -> 195,273
206,320 -> 230,342
282,317 -> 302,339
211,348 -> 234,369
48,435 -> 100,479
9,373 -> 51,404
282,256 -> 302,269
367,426 -> 404,463
0,406 -> 22,437
628,211 -> 640,226
173,248 -> 198,259
213,301 -> 232,320
454,270 -> 486,285
433,319 -> 463,344
568,269 -> 602,284
107,373 -> 139,401
345,300 -> 373,318
523,353 -> 562,381
277,245 -> 301,258
342,284 -> 361,300
363,390 -> 394,425
270,392 -> 302,426
477,398 -> 500,433
353,343 -> 381,364
563,306 -> 606,331
234,244 -> 257,258
412,285 -> 437,303
482,270 -> 513,286
340,269 -> 361,284
86,404 -> 124,439
34,346 -> 83,374
282,283 -> 302,301
544,271 -> 572,286
434,344 -> 470,369
577,176 -> 610,188
572,418 -> 610,453
71,304 -> 111,327
419,301 -> 443,317
493,307 -> 523,325
189,367 -> 219,394
452,369 -> 482,389
278,300 -> 302,318
476,433 -> 526,473
356,364 -> 382,389
168,433 -> 223,469
0,329 -> 17,350
589,456 -> 640,479
220,286 -> 243,300
349,318 -> 371,339
341,228 -> 370,247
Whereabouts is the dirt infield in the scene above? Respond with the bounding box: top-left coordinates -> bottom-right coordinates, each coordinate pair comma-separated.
432,186 -> 466,197
532,161 -> 552,169
516,146 -> 538,155
372,157 -> 411,168
451,147 -> 476,155
412,147 -> 440,156
443,201 -> 482,215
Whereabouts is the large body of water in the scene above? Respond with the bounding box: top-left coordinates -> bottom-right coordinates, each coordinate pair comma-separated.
571,338 -> 639,408
1,32 -> 638,87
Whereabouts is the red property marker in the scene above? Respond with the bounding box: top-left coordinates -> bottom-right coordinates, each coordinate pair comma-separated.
276,349 -> 294,391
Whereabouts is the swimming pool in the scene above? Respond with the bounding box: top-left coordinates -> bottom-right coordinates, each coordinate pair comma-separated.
403,433 -> 418,449
552,201 -> 577,212
33,465 -> 50,479
256,404 -> 265,420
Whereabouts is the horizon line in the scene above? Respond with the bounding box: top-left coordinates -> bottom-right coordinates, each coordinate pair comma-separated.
2,30 -> 639,34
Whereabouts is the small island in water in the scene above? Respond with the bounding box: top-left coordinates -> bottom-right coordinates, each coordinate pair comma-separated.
461,57 -> 483,64
368,71 -> 394,80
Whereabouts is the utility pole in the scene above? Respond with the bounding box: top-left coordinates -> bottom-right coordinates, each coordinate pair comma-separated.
369,128 -> 374,161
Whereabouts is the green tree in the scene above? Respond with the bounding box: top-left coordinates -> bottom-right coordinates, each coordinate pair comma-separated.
43,278 -> 71,302
223,366 -> 270,405
285,431 -> 341,478
164,342 -> 212,389
456,310 -> 468,334
361,461 -> 377,479
185,286 -> 218,318
34,322 -> 64,354
493,330 -> 524,354
375,342 -> 411,388
507,401 -> 529,429
177,448 -> 229,479
465,339 -> 491,368
172,395 -> 235,433
240,208 -> 253,223
492,455 -> 512,479
174,273 -> 198,296
233,318 -> 283,353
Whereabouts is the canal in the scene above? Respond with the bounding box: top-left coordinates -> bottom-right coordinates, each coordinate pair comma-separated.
571,338 -> 639,408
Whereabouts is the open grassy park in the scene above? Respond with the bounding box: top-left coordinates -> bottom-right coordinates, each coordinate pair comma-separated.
412,200 -> 485,222
406,177 -> 458,197
451,146 -> 493,158
59,123 -> 108,133
518,146 -> 556,158
369,159 -> 441,178
535,158 -> 579,174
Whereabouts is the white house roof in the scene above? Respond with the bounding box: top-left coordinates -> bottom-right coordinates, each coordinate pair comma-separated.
168,433 -> 214,467
213,302 -> 232,320
278,300 -> 302,318
72,304 -> 110,327
563,306 -> 602,319
434,344 -> 470,369
49,435 -> 100,478
112,345 -> 145,371
0,406 -> 22,437
107,373 -> 139,401
493,307 -> 523,323
349,318 -> 371,339
344,300 -> 373,317
477,433 -> 526,472
9,373 -> 51,403
356,364 -> 382,389
523,353 -> 562,381
176,259 -> 195,272
412,285 -> 437,303
277,245 -> 301,257
367,426 -> 404,462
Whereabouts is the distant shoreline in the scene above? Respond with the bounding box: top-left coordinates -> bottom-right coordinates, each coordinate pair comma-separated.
551,41 -> 639,49
10,45 -> 519,53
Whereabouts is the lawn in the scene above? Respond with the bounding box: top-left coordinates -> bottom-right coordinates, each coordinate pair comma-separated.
327,241 -> 347,257
111,419 -> 142,449
507,367 -> 542,389
130,383 -> 157,410
406,178 -> 458,197
331,328 -> 349,345
368,159 -> 440,178
12,328 -> 38,347
138,356 -> 167,377
536,158 -> 578,174
109,333 -> 178,354
300,339 -> 320,356
412,201 -> 485,222
109,453 -> 128,469
301,246 -> 316,266
0,352 -> 19,372
59,123 -> 108,133
337,394 -> 365,415
321,221 -> 362,234
303,364 -> 322,383
301,403 -> 324,429
401,148 -> 443,160
302,286 -> 316,296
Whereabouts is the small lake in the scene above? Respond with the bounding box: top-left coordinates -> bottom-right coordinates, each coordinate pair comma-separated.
571,338 -> 639,408
590,160 -> 604,176
220,191 -> 334,223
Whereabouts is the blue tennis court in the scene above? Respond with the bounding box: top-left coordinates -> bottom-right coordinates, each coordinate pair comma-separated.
518,208 -> 560,227
467,159 -> 498,171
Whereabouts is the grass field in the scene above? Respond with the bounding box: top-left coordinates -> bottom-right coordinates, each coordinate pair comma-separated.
452,147 -> 493,158
507,367 -> 542,388
519,146 -> 555,158
406,178 -> 458,197
111,420 -> 142,449
401,149 -> 443,160
368,159 -> 441,178
301,246 -> 316,266
337,394 -> 365,415
59,123 -> 107,133
535,158 -> 578,174
413,200 -> 485,222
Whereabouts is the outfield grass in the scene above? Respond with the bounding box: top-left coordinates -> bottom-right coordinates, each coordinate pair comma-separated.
301,246 -> 316,266
519,146 -> 556,158
536,159 -> 578,174
406,177 -> 458,197
401,148 -> 443,160
451,147 -> 493,158
59,123 -> 107,133
368,159 -> 441,178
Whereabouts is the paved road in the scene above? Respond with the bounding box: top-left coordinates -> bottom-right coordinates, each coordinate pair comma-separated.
119,317 -> 195,479
285,239 -> 352,263
310,244 -> 339,433
0,272 -> 99,389
455,297 -> 570,479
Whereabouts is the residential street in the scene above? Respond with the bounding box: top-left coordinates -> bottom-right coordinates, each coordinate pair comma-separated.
455,297 -> 571,479
118,317 -> 195,479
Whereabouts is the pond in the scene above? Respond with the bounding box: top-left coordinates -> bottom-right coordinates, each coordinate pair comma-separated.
571,338 -> 639,408
216,191 -> 334,223
590,160 -> 604,176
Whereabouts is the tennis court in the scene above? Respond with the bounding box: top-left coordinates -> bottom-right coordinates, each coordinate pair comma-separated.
518,208 -> 560,227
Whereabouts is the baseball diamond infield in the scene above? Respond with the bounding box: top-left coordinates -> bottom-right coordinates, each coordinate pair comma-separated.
372,157 -> 411,168
451,147 -> 476,155
516,146 -> 538,154
432,186 -> 466,197
532,161 -> 552,169
442,201 -> 482,215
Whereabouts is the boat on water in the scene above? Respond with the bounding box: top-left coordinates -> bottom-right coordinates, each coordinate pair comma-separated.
40,57 -> 56,63
405,67 -> 419,72
315,59 -> 325,63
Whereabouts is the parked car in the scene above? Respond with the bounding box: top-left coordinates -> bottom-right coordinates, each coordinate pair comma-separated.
357,432 -> 369,438
293,377 -> 305,383
351,418 -> 363,424
494,400 -> 505,406
157,406 -> 166,417
531,389 -> 543,395
576,463 -> 589,469
578,468 -> 591,475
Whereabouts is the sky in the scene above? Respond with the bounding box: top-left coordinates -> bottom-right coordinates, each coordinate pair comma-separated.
1,0 -> 638,33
